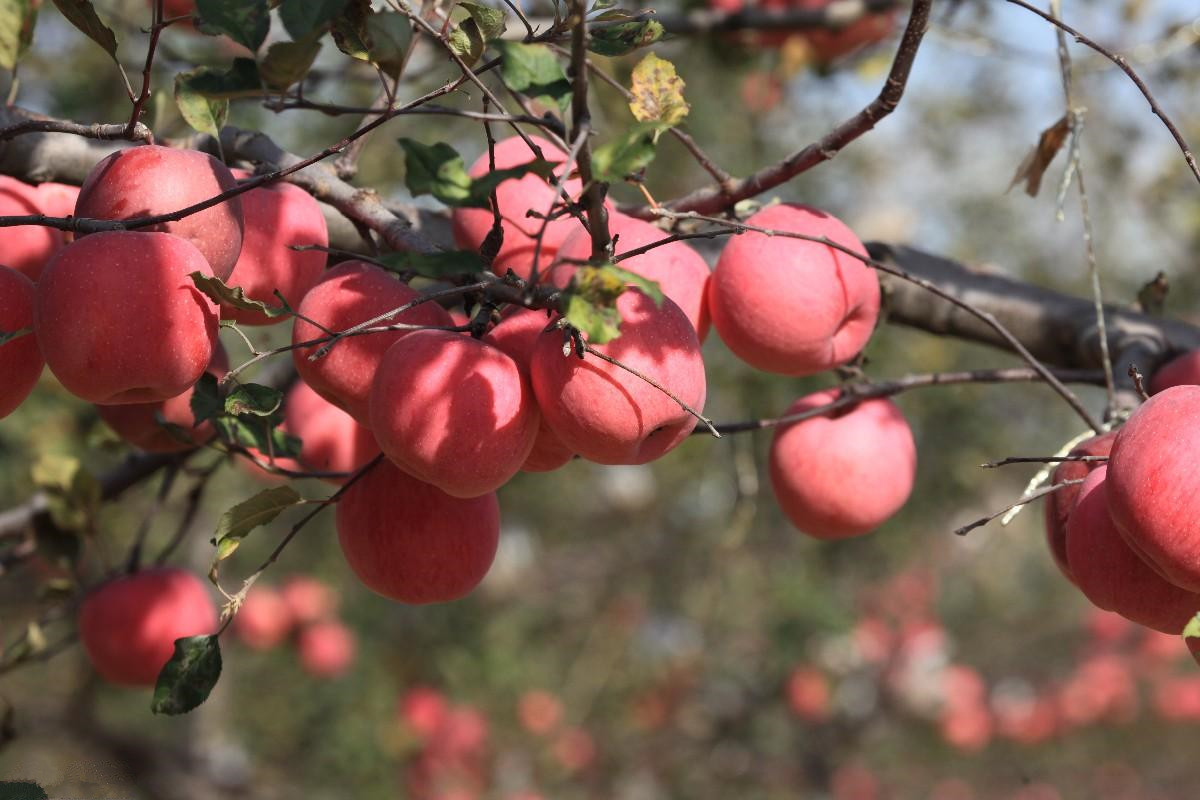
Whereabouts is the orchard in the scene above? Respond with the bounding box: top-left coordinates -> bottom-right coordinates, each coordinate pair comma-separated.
2,0 -> 1200,797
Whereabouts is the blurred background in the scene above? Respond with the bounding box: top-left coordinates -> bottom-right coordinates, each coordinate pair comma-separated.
3,0 -> 1200,798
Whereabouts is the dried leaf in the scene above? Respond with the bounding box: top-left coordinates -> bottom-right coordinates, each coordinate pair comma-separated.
1008,115 -> 1071,198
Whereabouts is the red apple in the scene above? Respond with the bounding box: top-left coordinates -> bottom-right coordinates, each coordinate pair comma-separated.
451,135 -> 593,281
482,308 -> 575,472
0,176 -> 64,280
335,458 -> 499,604
282,379 -> 380,482
399,686 -> 450,740
1149,350 -> 1200,394
233,584 -> 294,650
32,181 -> 80,220
78,567 -> 217,686
279,575 -> 338,625
35,231 -> 220,404
0,266 -> 43,419
786,666 -> 832,722
517,689 -> 564,736
529,291 -> 706,465
297,620 -> 357,678
1066,467 -> 1200,633
1042,432 -> 1116,583
95,343 -> 229,452
769,390 -> 915,538
550,212 -> 711,340
75,145 -> 245,281
369,329 -> 539,497
708,203 -> 879,375
1106,386 -> 1200,592
291,260 -> 453,423
221,170 -> 328,325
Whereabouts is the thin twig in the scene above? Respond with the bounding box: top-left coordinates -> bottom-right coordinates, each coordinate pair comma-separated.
982,454 -> 1109,468
583,343 -> 720,437
954,478 -> 1084,536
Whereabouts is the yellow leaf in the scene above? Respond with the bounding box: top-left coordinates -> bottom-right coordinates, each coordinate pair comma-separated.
628,53 -> 689,129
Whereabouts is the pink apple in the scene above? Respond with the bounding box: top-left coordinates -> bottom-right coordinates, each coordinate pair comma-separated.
221,170 -> 328,325
279,575 -> 338,625
75,145 -> 245,280
297,620 -> 357,678
399,687 -> 450,740
517,690 -> 564,736
33,181 -> 80,220
1043,432 -> 1116,584
529,290 -> 706,465
233,584 -> 294,650
786,666 -> 832,722
0,176 -> 64,280
336,458 -> 500,604
1149,350 -> 1200,393
369,329 -> 539,498
708,203 -> 879,375
769,390 -> 915,538
282,378 -> 380,482
0,266 -> 43,419
550,212 -> 711,340
35,232 -> 220,404
291,260 -> 453,423
78,567 -> 217,686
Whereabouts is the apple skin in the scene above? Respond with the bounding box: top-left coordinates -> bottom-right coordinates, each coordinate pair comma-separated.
1066,467 -> 1200,633
33,181 -> 80,220
95,343 -> 229,452
1107,386 -> 1200,592
78,567 -> 217,687
529,291 -> 706,465
0,266 -> 43,420
768,390 -> 915,539
335,458 -> 500,604
232,584 -> 294,651
282,379 -> 381,483
35,231 -> 220,405
451,135 -> 593,281
297,620 -> 357,679
1149,350 -> 1200,394
0,176 -> 64,280
291,260 -> 454,423
708,203 -> 879,376
221,170 -> 328,325
482,308 -> 575,472
1042,432 -> 1116,584
370,329 -> 539,497
74,145 -> 245,281
551,212 -> 711,341
280,575 -> 338,625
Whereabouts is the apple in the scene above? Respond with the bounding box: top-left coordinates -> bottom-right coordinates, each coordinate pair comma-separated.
291,260 -> 454,423
232,584 -> 294,650
708,203 -> 879,375
74,145 -> 245,281
786,666 -> 832,722
1149,350 -> 1200,393
451,135 -> 594,281
1066,467 -> 1200,633
335,458 -> 500,604
0,266 -> 43,419
370,329 -> 539,497
1106,386 -> 1200,592
482,308 -> 575,472
1042,432 -> 1116,583
282,379 -> 380,483
78,567 -> 217,686
517,690 -> 564,736
32,181 -> 80,220
279,575 -> 338,625
768,390 -> 915,538
221,170 -> 328,326
550,212 -> 711,341
0,176 -> 64,280
35,232 -> 220,404
551,727 -> 596,772
297,620 -> 357,679
529,290 -> 706,465
95,343 -> 229,452
399,687 -> 450,740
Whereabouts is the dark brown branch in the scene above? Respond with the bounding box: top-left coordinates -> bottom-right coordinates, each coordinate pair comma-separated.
0,118 -> 151,143
569,0 -> 611,260
954,478 -> 1085,536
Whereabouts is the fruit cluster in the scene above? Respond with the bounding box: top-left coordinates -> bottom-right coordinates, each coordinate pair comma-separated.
233,575 -> 358,679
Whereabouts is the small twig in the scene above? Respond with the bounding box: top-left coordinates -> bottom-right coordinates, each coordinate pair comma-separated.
126,0 -> 166,141
568,0 -> 611,260
982,454 -> 1109,468
0,118 -> 151,143
954,478 -> 1085,536
1128,364 -> 1150,401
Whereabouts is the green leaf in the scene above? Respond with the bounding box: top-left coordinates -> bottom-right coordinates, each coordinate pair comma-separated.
224,384 -> 282,417
174,74 -> 228,139
564,292 -> 621,344
459,2 -> 506,41
189,271 -> 288,318
1183,613 -> 1200,640
493,41 -> 571,112
152,635 -> 222,715
607,264 -> 664,306
213,415 -> 303,460
211,485 -> 303,562
195,0 -> 270,52
190,373 -> 223,425
279,0 -> 346,40
447,17 -> 484,67
377,250 -> 487,280
591,120 -> 665,183
175,59 -> 264,100
588,0 -> 617,12
0,326 -> 31,346
330,0 -> 371,61
628,52 -> 689,128
365,11 -> 410,79
31,453 -> 100,531
587,18 -> 663,57
399,138 -> 558,209
258,37 -> 322,91
50,0 -> 117,63
0,0 -> 36,71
